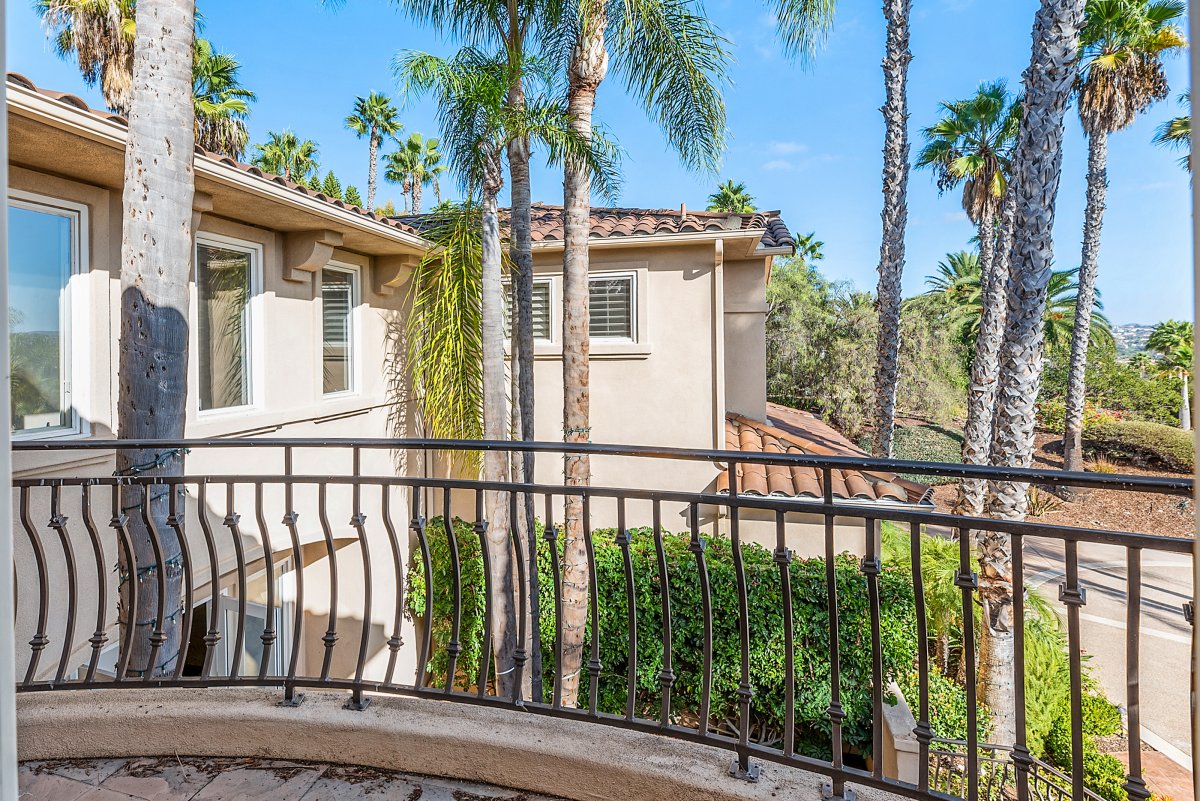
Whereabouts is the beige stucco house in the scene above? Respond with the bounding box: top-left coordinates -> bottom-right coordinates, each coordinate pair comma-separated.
7,71 -> 930,689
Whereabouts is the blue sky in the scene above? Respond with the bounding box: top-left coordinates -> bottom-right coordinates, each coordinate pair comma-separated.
7,0 -> 1193,324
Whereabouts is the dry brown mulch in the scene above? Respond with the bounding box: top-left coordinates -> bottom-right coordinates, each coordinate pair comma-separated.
930,433 -> 1194,539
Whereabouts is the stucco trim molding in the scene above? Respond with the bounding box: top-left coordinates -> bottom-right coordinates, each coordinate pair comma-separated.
283,230 -> 344,283
372,254 -> 420,297
15,688 -> 908,801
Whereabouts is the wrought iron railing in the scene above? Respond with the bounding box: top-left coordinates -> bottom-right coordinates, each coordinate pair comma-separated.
930,738 -> 1107,801
9,438 -> 1194,801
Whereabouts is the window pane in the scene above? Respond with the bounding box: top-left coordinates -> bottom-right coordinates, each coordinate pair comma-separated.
504,280 -> 551,340
589,277 -> 633,339
9,204 -> 72,435
322,268 -> 355,394
198,244 -> 251,410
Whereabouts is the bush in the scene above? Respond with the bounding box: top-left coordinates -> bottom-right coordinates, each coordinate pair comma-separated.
408,517 -> 918,757
1045,706 -> 1130,801
897,665 -> 990,742
858,424 -> 964,486
1037,398 -> 1127,433
1084,420 -> 1193,472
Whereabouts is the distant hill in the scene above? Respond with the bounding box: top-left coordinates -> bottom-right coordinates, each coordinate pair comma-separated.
1113,323 -> 1155,358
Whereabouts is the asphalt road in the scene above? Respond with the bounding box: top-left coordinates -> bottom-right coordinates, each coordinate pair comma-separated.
1023,538 -> 1194,763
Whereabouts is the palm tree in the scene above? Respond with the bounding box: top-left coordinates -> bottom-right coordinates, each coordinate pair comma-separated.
345,92 -> 403,210
397,45 -> 617,701
1154,90 -> 1191,170
1062,0 -> 1186,473
192,37 -> 255,159
385,133 -> 446,215
251,130 -> 320,184
984,0 -> 1089,746
1147,319 -> 1194,429
706,179 -> 756,212
872,0 -> 914,458
36,0 -> 137,114
795,231 -> 824,266
557,0 -> 730,708
116,0 -> 196,678
1127,350 -> 1156,376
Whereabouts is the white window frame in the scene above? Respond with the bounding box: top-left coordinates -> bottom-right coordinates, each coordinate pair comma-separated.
8,189 -> 91,441
320,261 -> 362,398
588,271 -> 638,343
194,232 -> 264,417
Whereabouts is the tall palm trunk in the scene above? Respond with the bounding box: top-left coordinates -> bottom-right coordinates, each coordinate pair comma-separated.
1062,132 -> 1109,473
367,128 -> 380,210
871,0 -> 912,458
560,3 -> 608,707
412,179 -> 423,215
984,0 -> 1087,745
508,68 -> 541,699
480,147 -> 517,698
956,193 -> 1013,516
116,0 -> 196,678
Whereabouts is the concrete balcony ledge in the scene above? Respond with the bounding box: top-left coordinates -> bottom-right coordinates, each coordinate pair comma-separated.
17,687 -> 911,801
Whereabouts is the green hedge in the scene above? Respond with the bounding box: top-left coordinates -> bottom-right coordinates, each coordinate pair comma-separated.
1045,695 -> 1128,801
1083,420 -> 1193,472
408,517 -> 917,756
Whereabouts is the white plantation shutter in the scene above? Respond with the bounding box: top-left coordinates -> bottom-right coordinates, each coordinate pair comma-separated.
322,267 -> 356,394
588,276 -> 633,339
505,280 -> 552,340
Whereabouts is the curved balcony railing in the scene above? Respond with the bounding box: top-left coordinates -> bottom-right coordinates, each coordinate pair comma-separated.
9,438 -> 1194,801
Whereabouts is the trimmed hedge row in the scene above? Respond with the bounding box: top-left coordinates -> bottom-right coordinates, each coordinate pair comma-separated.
408,518 -> 917,756
1084,420 -> 1193,472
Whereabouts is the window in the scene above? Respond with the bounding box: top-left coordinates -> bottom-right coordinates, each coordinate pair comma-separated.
589,274 -> 635,340
8,197 -> 81,437
197,239 -> 255,411
321,265 -> 359,395
505,279 -> 552,341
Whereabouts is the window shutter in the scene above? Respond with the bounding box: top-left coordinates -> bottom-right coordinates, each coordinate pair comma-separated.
589,277 -> 633,339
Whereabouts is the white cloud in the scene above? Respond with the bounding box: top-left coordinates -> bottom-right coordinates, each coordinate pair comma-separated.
763,160 -> 795,172
768,141 -> 809,155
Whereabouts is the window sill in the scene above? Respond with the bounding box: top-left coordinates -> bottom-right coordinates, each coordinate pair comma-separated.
530,341 -> 652,361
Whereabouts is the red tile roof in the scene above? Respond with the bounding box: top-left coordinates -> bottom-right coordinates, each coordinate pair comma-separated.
397,203 -> 796,250
6,72 -> 424,239
717,404 -> 933,505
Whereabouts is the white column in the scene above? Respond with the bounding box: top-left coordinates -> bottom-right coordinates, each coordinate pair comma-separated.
0,2 -> 19,796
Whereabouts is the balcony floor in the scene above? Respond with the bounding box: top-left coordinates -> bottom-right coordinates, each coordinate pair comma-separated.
19,756 -> 564,800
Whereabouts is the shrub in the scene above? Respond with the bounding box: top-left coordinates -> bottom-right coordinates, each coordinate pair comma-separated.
408,517 -> 918,757
859,424 -> 964,486
1084,420 -> 1193,472
1037,399 -> 1127,433
897,665 -> 990,742
1045,708 -> 1130,801
1081,693 -> 1122,737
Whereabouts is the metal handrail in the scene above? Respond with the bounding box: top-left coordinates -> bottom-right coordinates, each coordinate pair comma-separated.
9,439 -> 1193,801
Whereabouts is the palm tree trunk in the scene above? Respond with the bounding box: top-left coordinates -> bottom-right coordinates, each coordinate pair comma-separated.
1062,132 -> 1109,474
1181,371 -> 1191,430
116,0 -> 196,679
367,129 -> 379,210
508,71 -> 541,700
871,0 -> 912,458
480,149 -> 517,699
984,0 -> 1087,746
956,194 -> 1011,516
412,179 -> 423,216
561,7 -> 608,708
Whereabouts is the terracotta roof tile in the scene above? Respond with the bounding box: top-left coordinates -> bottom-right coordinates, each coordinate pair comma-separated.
716,404 -> 932,505
396,203 -> 796,251
7,72 -> 424,240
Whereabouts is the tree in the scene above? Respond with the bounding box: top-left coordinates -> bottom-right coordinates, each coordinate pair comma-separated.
251,130 -> 320,183
116,0 -> 196,677
192,37 -> 255,159
1062,0 -> 1186,473
321,171 -> 344,200
1147,319 -> 1194,429
871,0 -> 913,458
36,0 -> 137,114
345,92 -> 403,210
1154,90 -> 1190,170
557,0 -> 730,708
706,179 -> 756,212
345,185 -> 364,207
985,0 -> 1088,746
385,133 -> 446,215
397,45 -> 617,701
795,231 -> 824,266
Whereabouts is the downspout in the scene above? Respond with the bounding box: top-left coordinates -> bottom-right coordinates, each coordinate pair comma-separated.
0,6 -> 19,793
712,239 -> 725,538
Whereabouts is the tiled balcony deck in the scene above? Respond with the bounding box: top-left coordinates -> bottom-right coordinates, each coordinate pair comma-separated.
19,757 -> 563,801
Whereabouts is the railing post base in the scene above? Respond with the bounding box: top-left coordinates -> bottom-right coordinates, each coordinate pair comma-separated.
821,780 -> 856,801
344,693 -> 371,711
728,758 -> 759,782
278,692 -> 305,708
